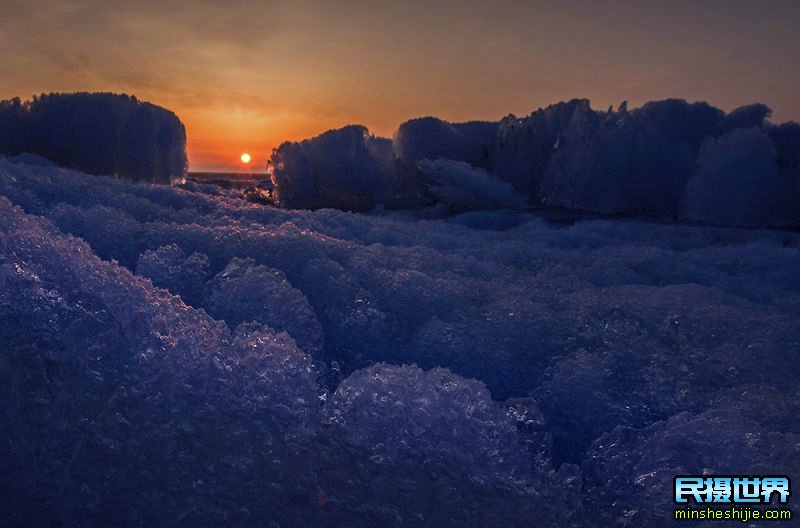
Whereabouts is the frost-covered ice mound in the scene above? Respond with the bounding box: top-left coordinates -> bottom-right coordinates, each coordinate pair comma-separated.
267,99 -> 800,227
1,160 -> 799,527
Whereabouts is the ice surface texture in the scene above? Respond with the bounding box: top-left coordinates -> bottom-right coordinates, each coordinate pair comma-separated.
267,99 -> 800,227
1,161 -> 800,526
0,93 -> 187,183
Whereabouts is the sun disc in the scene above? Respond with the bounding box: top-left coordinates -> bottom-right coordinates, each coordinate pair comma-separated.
241,153 -> 251,164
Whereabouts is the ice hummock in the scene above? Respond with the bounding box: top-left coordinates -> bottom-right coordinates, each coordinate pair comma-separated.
265,99 -> 799,227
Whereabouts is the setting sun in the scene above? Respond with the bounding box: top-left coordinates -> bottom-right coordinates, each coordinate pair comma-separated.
240,152 -> 251,164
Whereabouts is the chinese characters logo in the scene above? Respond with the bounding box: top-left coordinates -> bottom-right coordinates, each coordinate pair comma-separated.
675,476 -> 791,504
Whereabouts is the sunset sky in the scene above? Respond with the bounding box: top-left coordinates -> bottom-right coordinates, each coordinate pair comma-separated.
2,0 -> 799,172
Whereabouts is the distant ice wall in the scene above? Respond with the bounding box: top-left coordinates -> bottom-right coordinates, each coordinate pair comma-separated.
538,99 -> 725,217
394,117 -> 497,168
680,127 -> 795,226
0,93 -> 187,184
266,99 -> 800,227
268,125 -> 425,210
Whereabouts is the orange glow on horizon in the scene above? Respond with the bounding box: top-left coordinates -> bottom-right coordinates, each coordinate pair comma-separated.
181,107 -> 406,174
178,104 -> 355,174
